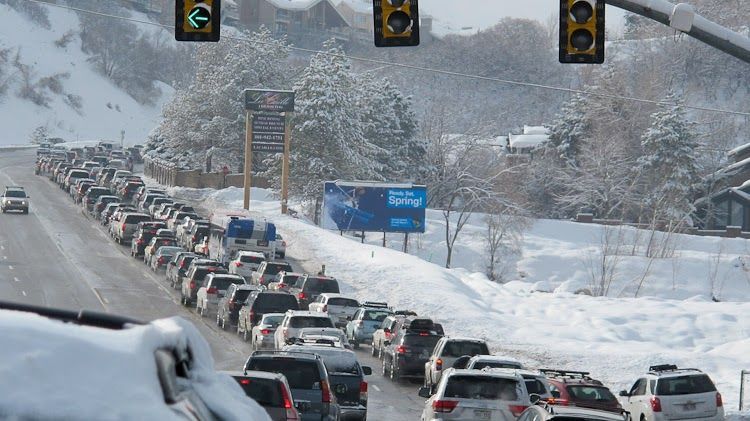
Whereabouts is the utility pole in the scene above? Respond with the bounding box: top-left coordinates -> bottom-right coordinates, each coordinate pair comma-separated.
243,111 -> 253,210
608,0 -> 750,64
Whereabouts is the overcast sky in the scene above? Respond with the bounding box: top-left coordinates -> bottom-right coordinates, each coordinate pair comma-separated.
420,0 -> 627,36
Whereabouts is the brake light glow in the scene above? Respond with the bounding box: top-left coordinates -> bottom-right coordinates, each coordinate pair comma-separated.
320,380 -> 332,403
207,287 -> 217,294
547,397 -> 569,405
396,346 -> 407,354
298,292 -> 306,300
436,358 -> 443,370
419,332 -> 429,336
121,223 -> 126,231
189,281 -> 195,290
157,256 -> 164,265
716,392 -> 723,407
359,381 -> 368,403
240,379 -> 251,385
260,329 -> 271,335
280,383 -> 293,409
234,262 -> 243,267
509,405 -> 528,417
650,396 -> 662,412
432,400 -> 458,413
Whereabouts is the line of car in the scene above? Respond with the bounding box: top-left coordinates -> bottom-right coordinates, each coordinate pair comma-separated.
34,151 -> 726,421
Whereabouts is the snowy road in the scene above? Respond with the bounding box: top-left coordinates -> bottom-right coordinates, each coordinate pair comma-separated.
0,148 -> 424,420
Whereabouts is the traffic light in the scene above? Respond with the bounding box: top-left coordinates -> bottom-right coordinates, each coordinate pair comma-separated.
559,0 -> 604,63
373,0 -> 420,47
175,0 -> 220,42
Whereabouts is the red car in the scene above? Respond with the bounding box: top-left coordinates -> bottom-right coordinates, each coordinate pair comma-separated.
542,369 -> 623,414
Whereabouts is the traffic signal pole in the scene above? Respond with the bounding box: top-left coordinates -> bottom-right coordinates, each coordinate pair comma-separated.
607,0 -> 750,64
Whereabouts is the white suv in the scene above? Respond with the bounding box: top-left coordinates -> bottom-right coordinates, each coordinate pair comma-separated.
228,251 -> 266,279
273,310 -> 335,350
619,364 -> 724,421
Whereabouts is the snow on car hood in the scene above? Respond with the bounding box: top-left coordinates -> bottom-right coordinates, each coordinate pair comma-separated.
0,309 -> 270,420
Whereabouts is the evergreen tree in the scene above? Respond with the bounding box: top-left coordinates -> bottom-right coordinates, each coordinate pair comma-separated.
637,93 -> 701,221
546,93 -> 588,167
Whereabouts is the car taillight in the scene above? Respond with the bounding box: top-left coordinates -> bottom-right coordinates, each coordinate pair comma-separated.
260,328 -> 271,335
436,358 -> 443,370
240,379 -> 251,385
298,292 -> 306,300
650,396 -> 662,412
359,381 -> 368,403
179,261 -> 186,269
356,320 -> 364,327
322,305 -> 328,312
282,327 -> 288,338
207,287 -> 217,294
320,380 -> 331,403
137,239 -> 144,245
189,281 -> 195,290
234,262 -> 243,267
396,346 -> 407,354
432,400 -> 458,413
547,397 -> 569,405
385,331 -> 392,339
280,384 -> 298,421
509,405 -> 527,417
121,223 -> 126,231
716,392 -> 723,407
157,257 -> 164,264
229,300 -> 235,309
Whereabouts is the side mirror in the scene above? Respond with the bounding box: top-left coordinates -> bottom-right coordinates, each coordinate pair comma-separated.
418,386 -> 432,398
619,390 -> 630,397
529,393 -> 541,404
383,340 -> 390,347
362,366 -> 372,376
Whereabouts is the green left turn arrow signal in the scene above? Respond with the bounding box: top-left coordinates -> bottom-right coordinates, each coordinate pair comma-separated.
187,5 -> 211,29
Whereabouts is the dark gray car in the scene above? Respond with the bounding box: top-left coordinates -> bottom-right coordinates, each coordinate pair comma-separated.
226,370 -> 301,421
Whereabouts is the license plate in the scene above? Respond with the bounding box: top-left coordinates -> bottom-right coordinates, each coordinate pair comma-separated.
474,409 -> 491,420
683,403 -> 696,410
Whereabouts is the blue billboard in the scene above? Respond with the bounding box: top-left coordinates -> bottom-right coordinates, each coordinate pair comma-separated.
321,181 -> 427,233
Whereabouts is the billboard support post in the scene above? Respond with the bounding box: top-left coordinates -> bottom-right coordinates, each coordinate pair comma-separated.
403,233 -> 409,253
243,110 -> 253,210
382,233 -> 386,247
280,112 -> 292,215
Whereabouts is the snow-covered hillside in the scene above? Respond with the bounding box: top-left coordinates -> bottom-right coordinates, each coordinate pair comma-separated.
0,3 -> 172,146
164,184 -> 750,415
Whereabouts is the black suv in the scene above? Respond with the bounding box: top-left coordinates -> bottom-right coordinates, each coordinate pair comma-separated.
291,275 -> 341,310
382,326 -> 442,382
239,291 -> 300,332
244,351 -> 340,421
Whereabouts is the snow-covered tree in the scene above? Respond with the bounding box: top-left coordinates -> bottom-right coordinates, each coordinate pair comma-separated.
28,125 -> 48,144
286,40 -> 381,206
637,93 -> 701,221
546,93 -> 588,167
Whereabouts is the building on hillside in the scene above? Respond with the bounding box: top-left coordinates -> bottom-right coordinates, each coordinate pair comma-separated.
695,141 -> 750,230
238,0 -> 350,42
505,126 -> 550,155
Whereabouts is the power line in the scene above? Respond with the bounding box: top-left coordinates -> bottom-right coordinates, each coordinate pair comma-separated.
22,0 -> 750,117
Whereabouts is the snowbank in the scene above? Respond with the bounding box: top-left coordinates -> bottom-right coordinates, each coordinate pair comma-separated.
164,185 -> 750,415
0,309 -> 270,420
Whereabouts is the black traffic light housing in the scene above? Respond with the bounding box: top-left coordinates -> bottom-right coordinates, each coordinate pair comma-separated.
373,0 -> 420,47
176,0 -> 220,42
560,0 -> 604,63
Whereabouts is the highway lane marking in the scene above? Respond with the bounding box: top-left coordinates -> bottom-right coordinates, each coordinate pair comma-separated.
21,291 -> 26,296
372,384 -> 382,392
13,277 -> 20,282
93,288 -> 110,305
8,265 -> 13,270
2,256 -> 6,260
143,271 -> 151,278
0,245 -> 4,250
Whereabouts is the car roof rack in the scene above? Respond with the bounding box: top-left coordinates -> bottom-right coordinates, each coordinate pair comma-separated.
540,368 -> 602,383
362,301 -> 389,309
394,310 -> 418,316
0,299 -> 144,330
647,364 -> 701,375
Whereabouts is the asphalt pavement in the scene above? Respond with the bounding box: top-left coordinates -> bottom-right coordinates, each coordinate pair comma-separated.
0,148 -> 424,420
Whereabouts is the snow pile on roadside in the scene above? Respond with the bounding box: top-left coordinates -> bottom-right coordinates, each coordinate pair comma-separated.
166,185 -> 750,413
0,309 -> 270,420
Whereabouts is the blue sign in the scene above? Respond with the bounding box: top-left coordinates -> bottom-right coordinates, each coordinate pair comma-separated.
322,181 -> 427,233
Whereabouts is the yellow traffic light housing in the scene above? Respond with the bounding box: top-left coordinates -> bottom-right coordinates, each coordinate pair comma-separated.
560,0 -> 604,63
176,0 -> 220,42
374,0 -> 420,47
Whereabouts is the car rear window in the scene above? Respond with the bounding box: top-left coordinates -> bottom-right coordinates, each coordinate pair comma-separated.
290,317 -> 334,329
246,359 -> 321,389
195,267 -> 227,280
303,278 -> 340,293
403,334 -> 441,349
265,263 -> 294,275
262,315 -> 284,327
566,385 -> 617,402
69,170 -> 89,178
363,310 -> 391,322
444,376 -> 520,400
124,215 -> 151,224
234,289 -> 254,302
240,255 -> 265,264
655,375 -> 716,396
255,294 -> 299,312
328,298 -> 359,307
473,361 -> 523,370
442,341 -> 490,357
211,278 -> 240,290
232,377 -> 284,407
524,378 -> 547,395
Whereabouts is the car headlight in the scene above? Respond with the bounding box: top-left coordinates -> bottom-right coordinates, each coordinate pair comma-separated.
21,201 -> 26,205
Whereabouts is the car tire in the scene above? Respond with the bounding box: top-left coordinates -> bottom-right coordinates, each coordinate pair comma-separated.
390,359 -> 400,382
377,346 -> 383,359
371,342 -> 377,357
243,328 -> 249,342
381,358 -> 388,377
351,338 -> 359,350
216,313 -> 222,327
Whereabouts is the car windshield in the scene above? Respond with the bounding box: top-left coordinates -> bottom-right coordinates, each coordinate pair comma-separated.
566,385 -> 617,402
289,317 -> 334,328
444,376 -> 520,400
4,190 -> 26,198
655,375 -> 717,395
246,359 -> 321,390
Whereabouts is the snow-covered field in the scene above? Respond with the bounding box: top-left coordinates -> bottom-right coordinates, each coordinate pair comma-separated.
166,185 -> 750,416
0,4 -> 171,146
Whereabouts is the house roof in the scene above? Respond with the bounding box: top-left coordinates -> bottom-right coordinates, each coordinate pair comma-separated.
266,0 -> 325,11
508,134 -> 549,149
523,125 -> 550,135
728,142 -> 750,158
719,155 -> 750,175
337,0 -> 371,13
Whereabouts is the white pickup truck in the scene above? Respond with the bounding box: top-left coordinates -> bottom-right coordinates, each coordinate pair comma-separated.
308,293 -> 361,328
